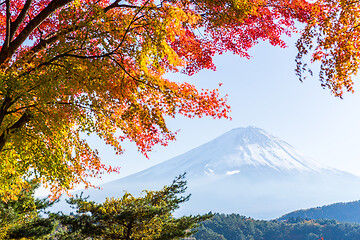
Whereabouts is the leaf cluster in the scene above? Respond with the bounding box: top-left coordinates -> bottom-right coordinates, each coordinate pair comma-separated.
296,0 -> 360,97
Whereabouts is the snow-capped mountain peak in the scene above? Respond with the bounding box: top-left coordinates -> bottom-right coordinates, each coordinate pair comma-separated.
207,126 -> 328,172
131,126 -> 333,180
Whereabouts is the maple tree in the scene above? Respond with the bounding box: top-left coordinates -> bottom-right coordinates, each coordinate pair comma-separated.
296,0 -> 360,97
0,0 -> 352,199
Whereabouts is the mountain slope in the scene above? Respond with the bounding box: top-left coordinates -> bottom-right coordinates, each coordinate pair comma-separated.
61,126 -> 360,219
124,126 -> 334,180
278,200 -> 360,223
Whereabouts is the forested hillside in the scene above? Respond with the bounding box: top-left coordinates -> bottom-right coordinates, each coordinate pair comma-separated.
278,200 -> 360,223
193,214 -> 360,240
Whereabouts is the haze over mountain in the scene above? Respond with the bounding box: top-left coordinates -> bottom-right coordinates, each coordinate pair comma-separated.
60,126 -> 360,219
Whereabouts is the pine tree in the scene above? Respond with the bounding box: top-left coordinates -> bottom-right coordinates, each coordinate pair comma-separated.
0,180 -> 57,239
55,174 -> 211,240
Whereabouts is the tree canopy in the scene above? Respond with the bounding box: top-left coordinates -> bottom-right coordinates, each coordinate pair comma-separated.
194,213 -> 360,240
0,174 -> 206,239
55,174 -> 210,240
0,0 -> 357,198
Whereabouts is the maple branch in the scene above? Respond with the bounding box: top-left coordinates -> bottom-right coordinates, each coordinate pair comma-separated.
352,24 -> 360,31
0,99 -> 108,152
104,1 -> 157,12
0,129 -> 19,152
52,101 -> 108,113
5,100 -> 114,116
20,8 -> 106,64
0,110 -> 31,152
3,0 -> 11,49
108,56 -> 160,92
0,0 -> 72,64
37,26 -> 45,40
8,111 -> 31,131
104,0 -> 121,12
108,56 -> 136,80
55,50 -> 117,60
57,0 -> 146,60
10,0 -> 34,40
104,0 -> 158,12
13,24 -> 81,68
28,31 -> 65,57
22,1 -> 145,70
105,3 -> 140,12
0,96 -> 12,126
4,0 -> 147,70
5,104 -> 37,115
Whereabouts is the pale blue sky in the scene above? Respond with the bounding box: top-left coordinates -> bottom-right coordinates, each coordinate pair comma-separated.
87,36 -> 360,186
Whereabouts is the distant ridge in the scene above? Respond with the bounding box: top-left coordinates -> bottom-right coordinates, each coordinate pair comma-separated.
54,126 -> 360,219
278,200 -> 360,223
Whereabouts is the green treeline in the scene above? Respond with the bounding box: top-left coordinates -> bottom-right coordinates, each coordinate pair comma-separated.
278,200 -> 360,223
3,179 -> 360,240
193,213 -> 360,240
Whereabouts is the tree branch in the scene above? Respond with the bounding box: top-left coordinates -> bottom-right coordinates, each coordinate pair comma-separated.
2,0 -> 150,67
5,100 -> 113,116
0,0 -> 72,64
104,0 -> 157,13
108,56 -> 161,92
105,3 -> 143,12
0,96 -> 12,126
4,0 -> 11,49
17,1 -> 145,75
0,110 -> 31,152
10,0 -> 34,40
5,104 -> 37,115
8,111 -> 31,131
0,132 -> 6,153
27,32 -> 63,58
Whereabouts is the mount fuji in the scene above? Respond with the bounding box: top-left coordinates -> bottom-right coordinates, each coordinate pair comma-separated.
62,127 -> 360,219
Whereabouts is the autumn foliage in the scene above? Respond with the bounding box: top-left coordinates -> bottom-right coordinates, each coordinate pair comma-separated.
296,0 -> 360,97
0,0 -> 353,199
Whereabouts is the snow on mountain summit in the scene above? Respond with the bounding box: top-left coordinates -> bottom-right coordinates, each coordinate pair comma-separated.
209,126 -> 329,172
129,126 -> 332,180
